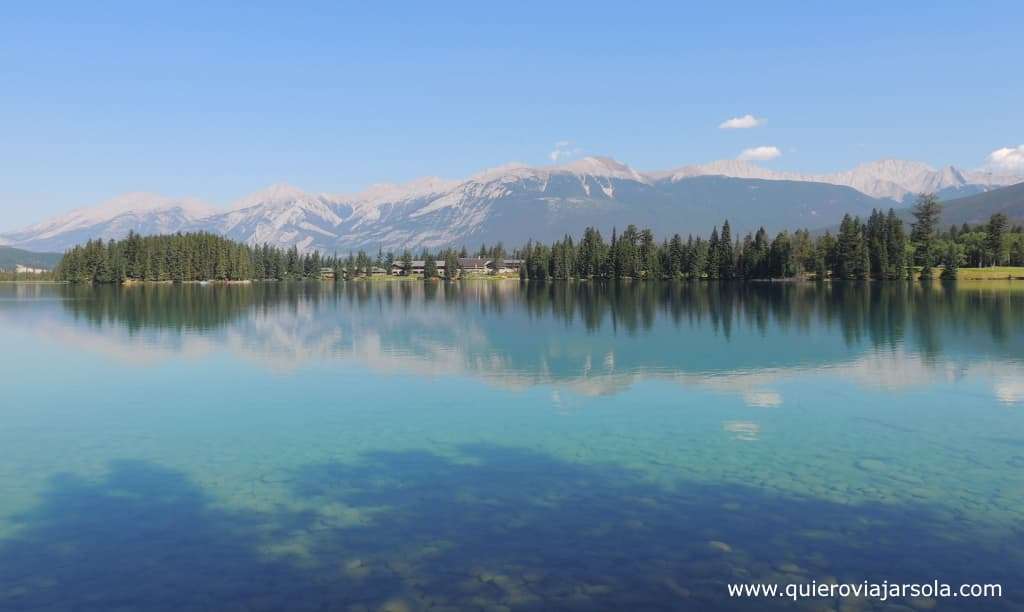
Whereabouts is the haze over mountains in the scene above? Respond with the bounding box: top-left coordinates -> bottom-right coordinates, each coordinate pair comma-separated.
895,181 -> 1024,229
659,159 -> 1019,202
3,158 -> 1021,254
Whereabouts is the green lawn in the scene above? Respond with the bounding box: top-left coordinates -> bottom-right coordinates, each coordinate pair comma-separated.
957,266 -> 1024,280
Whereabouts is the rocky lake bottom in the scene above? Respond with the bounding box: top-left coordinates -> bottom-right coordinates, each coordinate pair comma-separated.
0,280 -> 1021,611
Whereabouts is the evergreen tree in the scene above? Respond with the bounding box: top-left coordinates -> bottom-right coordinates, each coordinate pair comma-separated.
986,213 -> 1009,266
940,241 -> 960,280
752,227 -> 770,278
400,250 -> 413,275
424,257 -> 438,279
836,215 -> 860,279
444,251 -> 460,280
910,193 -> 942,279
718,220 -> 734,279
813,248 -> 828,281
855,228 -> 870,280
667,234 -> 684,278
689,236 -> 706,280
769,231 -> 795,278
706,227 -> 720,279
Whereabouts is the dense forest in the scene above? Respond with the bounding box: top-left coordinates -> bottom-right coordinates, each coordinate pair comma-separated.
53,195 -> 1024,284
516,197 -> 1024,281
0,269 -> 58,281
56,233 -> 343,283
54,232 -> 486,283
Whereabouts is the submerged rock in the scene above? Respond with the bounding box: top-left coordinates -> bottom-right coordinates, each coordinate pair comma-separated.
378,598 -> 412,612
907,596 -> 938,609
774,561 -> 805,574
707,540 -> 733,553
854,458 -> 888,472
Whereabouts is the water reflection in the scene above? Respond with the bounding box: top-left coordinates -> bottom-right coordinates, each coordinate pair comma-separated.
3,281 -> 1022,404
2,282 -> 1023,610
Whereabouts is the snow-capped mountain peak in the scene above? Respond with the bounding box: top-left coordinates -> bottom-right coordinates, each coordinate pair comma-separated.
466,156 -> 645,185
962,169 -> 1024,187
655,158 -> 1022,202
556,156 -> 648,183
3,156 -> 1021,254
88,192 -> 213,218
230,183 -> 315,210
18,192 -> 213,237
341,176 -> 461,207
468,162 -> 538,183
655,160 -> 780,182
0,192 -> 216,250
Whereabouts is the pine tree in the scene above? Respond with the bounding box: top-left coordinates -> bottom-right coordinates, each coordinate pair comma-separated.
986,213 -> 1009,266
638,228 -> 657,278
836,215 -> 858,279
706,228 -> 720,279
814,248 -> 828,281
910,194 -> 942,279
400,250 -> 412,275
668,234 -> 683,278
855,228 -> 870,280
718,220 -> 734,279
444,251 -> 459,280
941,241 -> 959,280
885,209 -> 906,279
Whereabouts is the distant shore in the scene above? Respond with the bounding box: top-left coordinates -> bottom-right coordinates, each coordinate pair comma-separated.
6,269 -> 1024,285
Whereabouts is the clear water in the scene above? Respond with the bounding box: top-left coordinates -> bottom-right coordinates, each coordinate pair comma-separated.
0,281 -> 1021,611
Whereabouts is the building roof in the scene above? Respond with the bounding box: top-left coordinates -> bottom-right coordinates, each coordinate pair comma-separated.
406,260 -> 446,268
458,258 -> 491,267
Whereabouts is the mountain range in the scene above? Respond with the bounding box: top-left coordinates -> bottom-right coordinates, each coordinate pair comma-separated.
0,246 -> 62,270
895,181 -> 1024,229
2,158 -> 1020,253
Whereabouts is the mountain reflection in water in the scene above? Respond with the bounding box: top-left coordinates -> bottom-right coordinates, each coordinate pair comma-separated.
3,280 -> 1020,404
1,280 -> 1023,611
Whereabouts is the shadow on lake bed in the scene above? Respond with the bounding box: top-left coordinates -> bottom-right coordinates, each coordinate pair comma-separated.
1,446 -> 1021,611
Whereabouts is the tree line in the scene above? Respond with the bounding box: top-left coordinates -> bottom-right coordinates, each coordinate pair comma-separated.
517,196 -> 1024,281
56,232 -> 338,283
55,195 -> 1024,284
55,232 -> 479,283
0,269 -> 58,281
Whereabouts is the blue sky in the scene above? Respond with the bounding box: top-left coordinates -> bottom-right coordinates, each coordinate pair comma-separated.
2,1 -> 1022,230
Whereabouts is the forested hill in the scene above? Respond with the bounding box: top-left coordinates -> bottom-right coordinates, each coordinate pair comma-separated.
0,246 -> 62,270
901,182 -> 1024,228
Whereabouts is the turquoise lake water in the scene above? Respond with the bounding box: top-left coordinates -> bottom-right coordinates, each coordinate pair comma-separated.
0,281 -> 1022,611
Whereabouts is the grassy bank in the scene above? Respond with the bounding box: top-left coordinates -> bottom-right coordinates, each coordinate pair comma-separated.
957,267 -> 1024,280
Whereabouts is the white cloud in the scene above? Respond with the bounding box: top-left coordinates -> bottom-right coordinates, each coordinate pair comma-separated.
737,146 -> 781,161
986,145 -> 1024,173
743,391 -> 782,408
549,141 -> 583,162
995,378 -> 1024,405
719,114 -> 763,129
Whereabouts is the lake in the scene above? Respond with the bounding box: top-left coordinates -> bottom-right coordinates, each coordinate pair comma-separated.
0,280 -> 1022,611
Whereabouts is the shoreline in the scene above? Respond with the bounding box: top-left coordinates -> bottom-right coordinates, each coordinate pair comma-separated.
9,275 -> 1024,286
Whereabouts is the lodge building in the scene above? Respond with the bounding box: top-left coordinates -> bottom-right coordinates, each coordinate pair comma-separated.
388,258 -> 525,277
